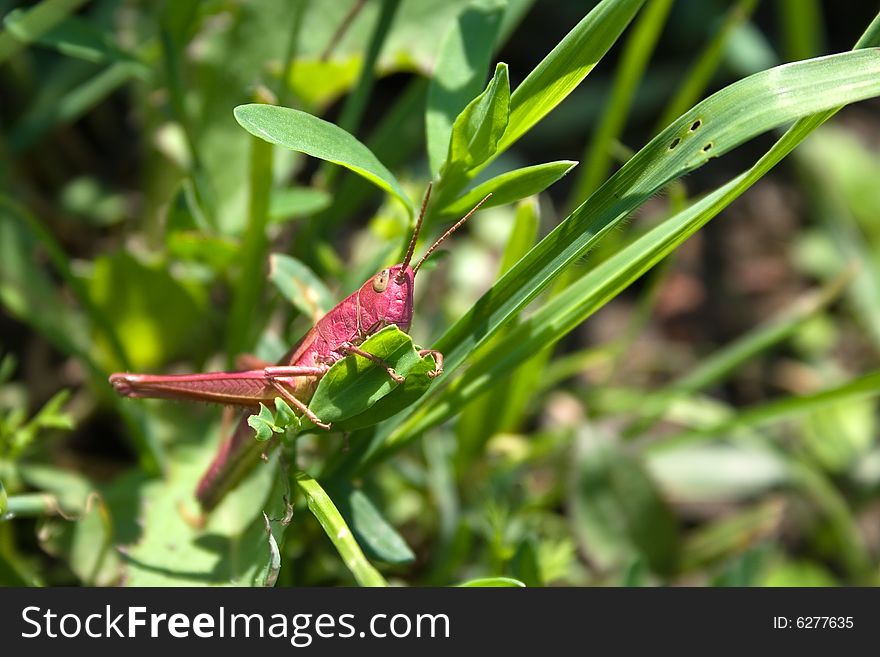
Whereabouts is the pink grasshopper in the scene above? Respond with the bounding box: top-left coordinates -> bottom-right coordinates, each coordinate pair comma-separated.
110,186 -> 490,511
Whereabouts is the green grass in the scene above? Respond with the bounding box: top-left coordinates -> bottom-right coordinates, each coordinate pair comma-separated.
2,0 -> 880,588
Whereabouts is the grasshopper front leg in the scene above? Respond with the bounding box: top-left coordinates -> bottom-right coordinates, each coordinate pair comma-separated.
263,368 -> 332,430
418,349 -> 443,378
337,342 -> 405,383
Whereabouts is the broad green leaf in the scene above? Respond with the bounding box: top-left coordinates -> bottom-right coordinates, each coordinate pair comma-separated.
457,576 -> 526,587
123,439 -> 284,586
295,471 -> 387,587
329,355 -> 435,432
441,160 -> 577,216
269,254 -> 335,322
308,326 -> 432,425
330,485 -> 416,565
426,0 -> 506,175
234,104 -> 414,216
39,494 -> 119,585
0,480 -> 7,518
802,399 -> 875,474
286,55 -> 363,110
446,62 -> 510,172
569,428 -> 679,575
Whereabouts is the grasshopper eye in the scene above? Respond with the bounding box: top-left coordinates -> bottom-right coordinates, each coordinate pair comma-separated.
372,269 -> 390,292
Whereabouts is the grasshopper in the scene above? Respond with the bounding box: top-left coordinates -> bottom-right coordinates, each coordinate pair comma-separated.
110,186 -> 490,511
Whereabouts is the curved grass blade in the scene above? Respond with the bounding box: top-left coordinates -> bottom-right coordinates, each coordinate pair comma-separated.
440,160 -> 577,216
295,471 -> 387,587
495,0 -> 646,156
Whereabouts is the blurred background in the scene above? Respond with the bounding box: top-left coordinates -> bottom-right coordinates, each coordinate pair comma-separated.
2,0 -> 880,586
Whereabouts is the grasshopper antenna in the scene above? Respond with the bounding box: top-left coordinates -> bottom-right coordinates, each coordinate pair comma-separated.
412,193 -> 492,277
398,183 -> 432,281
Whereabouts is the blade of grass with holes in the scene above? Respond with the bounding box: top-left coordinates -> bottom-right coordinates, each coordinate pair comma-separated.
330,47 -> 880,471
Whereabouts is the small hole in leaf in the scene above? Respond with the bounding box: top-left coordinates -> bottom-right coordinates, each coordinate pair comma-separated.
702,142 -> 713,152
690,119 -> 702,131
669,137 -> 681,150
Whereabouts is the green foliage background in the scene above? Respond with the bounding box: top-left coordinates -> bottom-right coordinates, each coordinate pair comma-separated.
2,0 -> 880,587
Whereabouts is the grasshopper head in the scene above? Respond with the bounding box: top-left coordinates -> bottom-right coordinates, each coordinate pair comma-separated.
358,264 -> 414,332
357,185 -> 491,334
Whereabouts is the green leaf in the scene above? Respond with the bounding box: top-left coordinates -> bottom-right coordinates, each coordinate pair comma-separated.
426,0 -> 506,175
760,560 -> 838,587
0,0 -> 90,64
572,0 -> 673,202
308,326 -> 432,425
233,104 -> 414,216
269,254 -> 336,323
295,471 -> 387,587
457,576 -> 526,587
446,62 -> 510,172
248,403 -> 281,442
331,485 -> 416,565
495,0 -> 646,156
122,438 -> 284,586
570,429 -> 679,575
329,355 -> 436,432
274,398 -> 299,431
166,232 -> 240,271
441,160 -> 577,216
